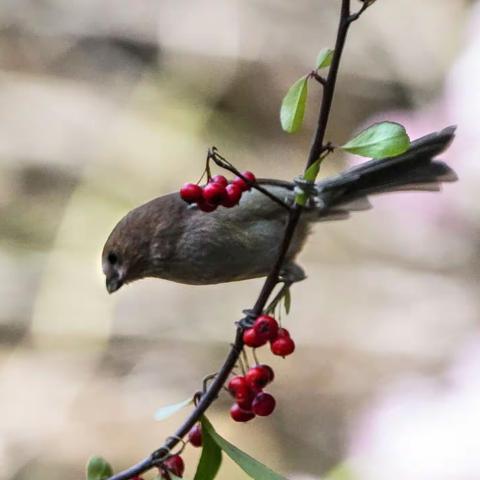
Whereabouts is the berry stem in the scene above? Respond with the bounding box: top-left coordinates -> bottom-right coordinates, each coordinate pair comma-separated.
241,347 -> 250,372
207,147 -> 292,211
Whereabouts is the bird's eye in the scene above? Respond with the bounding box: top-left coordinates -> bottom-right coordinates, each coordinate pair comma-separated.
107,251 -> 118,265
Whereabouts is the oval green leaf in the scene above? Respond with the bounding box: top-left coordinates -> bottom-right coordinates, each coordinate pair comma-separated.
86,456 -> 113,480
202,416 -> 287,480
154,397 -> 193,421
280,76 -> 309,133
340,121 -> 411,159
194,418 -> 222,480
316,48 -> 334,69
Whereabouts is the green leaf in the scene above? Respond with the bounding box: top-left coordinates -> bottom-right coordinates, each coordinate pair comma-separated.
295,158 -> 321,205
202,416 -> 287,480
86,456 -> 113,480
194,417 -> 222,480
294,191 -> 308,207
324,463 -> 357,480
316,48 -> 334,69
304,159 -> 321,182
154,397 -> 193,421
284,287 -> 291,315
340,121 -> 410,159
280,76 -> 309,133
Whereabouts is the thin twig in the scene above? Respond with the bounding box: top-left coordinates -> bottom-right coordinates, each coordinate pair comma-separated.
208,148 -> 291,211
310,71 -> 327,86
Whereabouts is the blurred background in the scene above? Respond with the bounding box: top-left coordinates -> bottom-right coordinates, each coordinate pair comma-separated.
1,0 -> 479,479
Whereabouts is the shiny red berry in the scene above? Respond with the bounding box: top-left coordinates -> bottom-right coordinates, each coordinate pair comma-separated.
210,175 -> 228,187
236,390 -> 255,411
270,336 -> 295,356
252,392 -> 276,416
275,327 -> 291,338
253,315 -> 279,341
188,423 -> 202,447
243,327 -> 268,348
203,182 -> 227,204
232,171 -> 256,192
196,199 -> 217,212
228,375 -> 249,398
230,403 -> 255,422
221,184 -> 243,208
245,365 -> 274,392
259,364 -> 275,383
180,183 -> 203,203
163,454 -> 184,477
242,171 -> 256,186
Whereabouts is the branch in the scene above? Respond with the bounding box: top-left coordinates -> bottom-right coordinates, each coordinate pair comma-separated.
107,1 -> 364,478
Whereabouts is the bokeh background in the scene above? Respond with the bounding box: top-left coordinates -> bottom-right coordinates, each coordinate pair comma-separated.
1,1 -> 479,479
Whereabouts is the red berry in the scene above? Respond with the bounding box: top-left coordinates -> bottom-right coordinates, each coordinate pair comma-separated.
228,375 -> 255,409
203,182 -> 227,205
275,327 -> 291,339
253,315 -> 279,341
259,364 -> 275,383
270,336 -> 295,356
245,365 -> 274,392
210,175 -> 228,187
242,171 -> 256,182
236,391 -> 255,411
227,375 -> 249,398
230,403 -> 255,422
221,184 -> 243,208
232,177 -> 245,191
243,328 -> 268,348
163,454 -> 184,477
252,392 -> 276,416
180,183 -> 203,203
197,199 -> 217,212
232,171 -> 256,192
188,423 -> 202,447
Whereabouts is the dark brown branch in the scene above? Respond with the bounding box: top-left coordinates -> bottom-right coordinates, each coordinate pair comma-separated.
108,1 -> 365,478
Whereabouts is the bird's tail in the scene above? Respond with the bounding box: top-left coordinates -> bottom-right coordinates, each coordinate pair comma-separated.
315,126 -> 457,220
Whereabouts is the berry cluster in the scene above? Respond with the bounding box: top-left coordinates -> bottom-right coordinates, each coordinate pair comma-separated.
243,314 -> 295,356
224,314 -> 295,423
228,364 -> 276,422
152,315 -> 295,477
179,171 -> 256,212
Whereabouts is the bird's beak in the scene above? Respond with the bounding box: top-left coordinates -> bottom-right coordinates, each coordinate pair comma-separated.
106,274 -> 124,294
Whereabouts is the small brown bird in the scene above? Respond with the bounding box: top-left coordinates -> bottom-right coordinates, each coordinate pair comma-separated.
102,127 -> 456,293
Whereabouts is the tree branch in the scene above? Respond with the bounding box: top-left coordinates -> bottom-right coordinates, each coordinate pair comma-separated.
107,1 -> 365,478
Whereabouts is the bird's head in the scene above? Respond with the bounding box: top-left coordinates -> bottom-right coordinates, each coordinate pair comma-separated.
102,209 -> 152,294
102,195 -> 183,293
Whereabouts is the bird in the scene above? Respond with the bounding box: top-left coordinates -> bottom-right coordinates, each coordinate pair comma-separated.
102,126 -> 457,293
